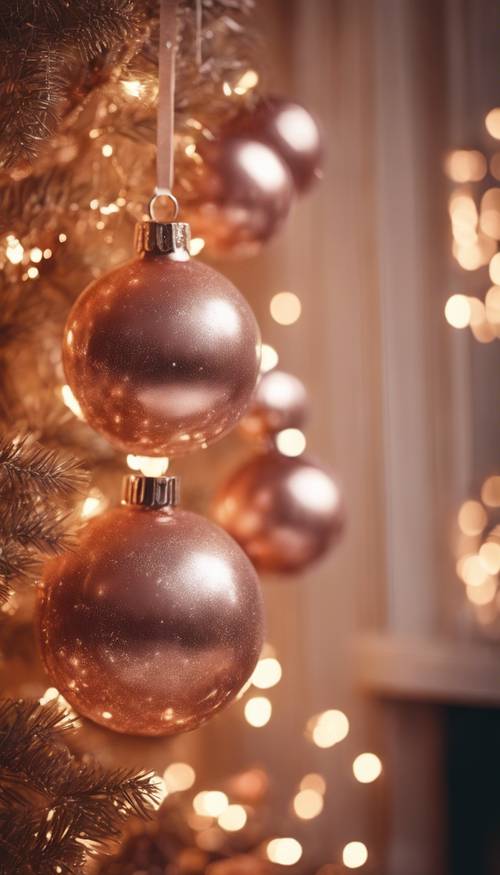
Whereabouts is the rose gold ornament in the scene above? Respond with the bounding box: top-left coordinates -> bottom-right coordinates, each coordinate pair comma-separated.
62,222 -> 261,456
232,97 -> 323,193
38,475 -> 264,736
213,453 -> 344,574
240,369 -> 308,440
181,136 -> 294,257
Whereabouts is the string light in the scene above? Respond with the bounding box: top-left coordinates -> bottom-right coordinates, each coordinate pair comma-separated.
485,108 -> 500,139
193,791 -> 228,818
250,657 -> 282,689
266,838 -> 303,866
444,294 -> 471,329
342,842 -> 368,869
270,292 -> 302,325
218,804 -> 247,831
293,789 -> 324,820
244,696 -> 272,727
163,762 -> 196,793
260,343 -> 279,372
352,753 -> 382,783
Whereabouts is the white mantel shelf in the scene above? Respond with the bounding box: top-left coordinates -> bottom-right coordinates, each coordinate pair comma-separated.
355,634 -> 500,707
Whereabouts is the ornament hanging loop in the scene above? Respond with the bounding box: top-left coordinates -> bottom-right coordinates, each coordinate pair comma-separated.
148,190 -> 179,222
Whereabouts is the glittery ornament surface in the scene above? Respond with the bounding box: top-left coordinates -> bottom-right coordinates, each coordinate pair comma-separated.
213,452 -> 344,574
38,505 -> 264,736
63,255 -> 261,456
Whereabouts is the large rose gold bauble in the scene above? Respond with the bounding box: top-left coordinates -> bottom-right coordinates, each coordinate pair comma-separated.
38,504 -> 264,736
233,98 -> 323,193
240,369 -> 308,440
62,224 -> 261,456
213,453 -> 344,574
181,136 -> 294,257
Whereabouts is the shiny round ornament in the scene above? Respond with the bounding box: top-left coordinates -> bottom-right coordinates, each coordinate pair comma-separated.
62,222 -> 261,456
181,136 -> 294,257
233,97 -> 323,193
39,476 -> 264,736
240,369 -> 308,440
213,453 -> 344,574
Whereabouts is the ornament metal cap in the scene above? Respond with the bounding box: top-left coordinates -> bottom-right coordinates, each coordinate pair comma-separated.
135,221 -> 191,260
122,474 -> 180,508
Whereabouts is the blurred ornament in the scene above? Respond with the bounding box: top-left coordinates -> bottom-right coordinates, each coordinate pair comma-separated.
213,453 -> 344,574
232,97 -> 323,193
63,222 -> 261,456
240,369 -> 308,441
181,137 -> 294,257
38,475 -> 264,736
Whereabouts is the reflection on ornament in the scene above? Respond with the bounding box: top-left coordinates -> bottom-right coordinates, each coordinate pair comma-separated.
232,97 -> 323,193
213,452 -> 344,574
181,137 -> 294,257
39,475 -> 264,736
240,369 -> 308,440
63,222 -> 261,456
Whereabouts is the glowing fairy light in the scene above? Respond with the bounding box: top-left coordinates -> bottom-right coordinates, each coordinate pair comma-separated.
244,696 -> 272,727
126,455 -> 169,477
485,108 -> 500,139
193,791 -> 228,818
299,773 -> 326,795
308,709 -> 349,748
81,490 -> 105,519
444,295 -> 471,329
59,233 -> 67,243
61,384 -> 84,420
30,247 -> 43,263
478,542 -> 500,575
466,578 -> 496,606
267,839 -> 302,866
27,266 -> 39,279
276,428 -> 306,457
6,236 -> 24,265
163,762 -> 196,793
342,842 -> 368,869
293,788 -> 324,820
251,657 -> 282,690
39,687 -> 60,706
260,343 -> 279,372
218,804 -> 247,831
101,144 -> 113,158
352,753 -> 382,783
270,292 -> 302,326
190,237 -> 205,256
121,79 -> 144,98
234,69 -> 259,95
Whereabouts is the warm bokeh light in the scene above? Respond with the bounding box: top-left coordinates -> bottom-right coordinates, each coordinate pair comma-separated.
352,753 -> 383,784
342,842 -> 368,869
276,428 -> 307,457
460,554 -> 490,587
30,246 -> 43,263
485,286 -> 500,327
251,657 -> 282,689
244,696 -> 272,727
479,542 -> 500,575
270,292 -> 302,326
190,237 -> 205,256
489,252 -> 500,285
266,838 -> 303,866
457,499 -> 487,535
149,775 -> 169,809
445,150 -> 487,182
299,773 -> 326,795
466,578 -> 496,606
293,788 -> 324,820
81,490 -> 105,520
6,235 -> 24,264
234,69 -> 259,95
163,762 -> 196,793
481,475 -> 500,507
193,791 -> 228,818
126,455 -> 169,476
121,79 -> 144,98
260,343 -> 279,373
61,384 -> 84,420
444,294 -> 471,328
309,709 -> 350,748
218,804 -> 247,831
485,107 -> 500,139
101,143 -> 113,157
480,188 -> 500,239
